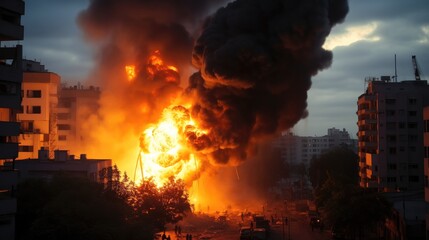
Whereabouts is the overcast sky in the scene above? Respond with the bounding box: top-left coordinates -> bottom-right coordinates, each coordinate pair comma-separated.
21,0 -> 429,138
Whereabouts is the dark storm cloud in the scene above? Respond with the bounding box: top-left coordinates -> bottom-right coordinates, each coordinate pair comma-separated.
187,0 -> 348,164
22,0 -> 92,81
295,0 -> 429,136
346,0 -> 429,25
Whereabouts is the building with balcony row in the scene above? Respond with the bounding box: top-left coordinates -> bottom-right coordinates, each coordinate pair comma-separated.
0,1 -> 25,239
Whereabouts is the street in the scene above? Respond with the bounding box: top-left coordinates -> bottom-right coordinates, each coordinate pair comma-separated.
155,202 -> 332,240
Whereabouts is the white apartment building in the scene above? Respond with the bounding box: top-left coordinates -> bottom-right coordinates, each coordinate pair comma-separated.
357,76 -> 429,192
0,1 -> 25,239
274,127 -> 357,166
57,84 -> 100,153
18,60 -> 60,159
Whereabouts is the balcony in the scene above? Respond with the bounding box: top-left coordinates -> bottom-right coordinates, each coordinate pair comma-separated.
0,142 -> 18,159
0,45 -> 23,82
0,20 -> 24,41
0,121 -> 20,136
0,0 -> 25,41
0,94 -> 21,109
358,130 -> 377,137
0,0 -> 25,14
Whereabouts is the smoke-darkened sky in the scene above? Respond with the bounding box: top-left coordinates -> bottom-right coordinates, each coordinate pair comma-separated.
22,0 -> 429,137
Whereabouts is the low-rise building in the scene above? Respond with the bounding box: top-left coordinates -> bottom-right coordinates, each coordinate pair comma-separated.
14,148 -> 112,184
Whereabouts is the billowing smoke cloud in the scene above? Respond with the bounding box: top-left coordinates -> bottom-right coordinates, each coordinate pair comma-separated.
78,0 -> 228,126
187,0 -> 349,165
76,0 -> 348,184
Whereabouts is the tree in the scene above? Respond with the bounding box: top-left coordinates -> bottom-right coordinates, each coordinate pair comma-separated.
308,146 -> 359,189
16,174 -> 153,240
128,177 -> 191,230
316,175 -> 392,239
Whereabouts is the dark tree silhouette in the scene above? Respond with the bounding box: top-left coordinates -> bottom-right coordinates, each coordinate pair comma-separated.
16,169 -> 191,240
308,146 -> 359,189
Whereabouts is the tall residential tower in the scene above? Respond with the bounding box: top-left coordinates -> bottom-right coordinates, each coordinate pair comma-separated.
0,1 -> 25,239
357,76 -> 429,192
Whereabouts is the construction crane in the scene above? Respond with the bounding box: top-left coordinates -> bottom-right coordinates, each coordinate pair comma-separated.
412,55 -> 421,81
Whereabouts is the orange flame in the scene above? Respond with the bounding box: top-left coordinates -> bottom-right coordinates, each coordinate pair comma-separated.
147,50 -> 179,76
139,106 -> 205,187
125,65 -> 136,81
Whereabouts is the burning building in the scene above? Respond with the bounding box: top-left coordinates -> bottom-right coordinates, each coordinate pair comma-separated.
76,0 -> 349,208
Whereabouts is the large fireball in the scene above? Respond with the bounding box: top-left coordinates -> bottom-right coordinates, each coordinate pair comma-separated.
138,105 -> 205,187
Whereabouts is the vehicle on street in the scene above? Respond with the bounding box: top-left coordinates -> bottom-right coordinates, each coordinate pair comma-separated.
240,227 -> 253,240
253,228 -> 267,240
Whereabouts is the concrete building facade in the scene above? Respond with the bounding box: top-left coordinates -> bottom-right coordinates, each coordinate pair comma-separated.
0,1 -> 25,239
14,148 -> 112,184
18,60 -> 60,159
57,84 -> 100,153
423,106 -> 429,238
357,77 -> 429,192
274,127 -> 357,166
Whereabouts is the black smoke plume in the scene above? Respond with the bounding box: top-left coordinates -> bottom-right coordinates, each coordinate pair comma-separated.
78,0 -> 229,127
77,0 -> 348,173
187,0 -> 348,165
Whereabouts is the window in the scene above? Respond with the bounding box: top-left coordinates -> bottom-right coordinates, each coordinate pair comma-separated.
389,147 -> 396,154
408,135 -> 418,142
388,164 -> 397,170
0,81 -> 18,95
387,135 -> 396,142
26,106 -> 41,114
387,122 -> 396,130
408,122 -> 417,129
408,164 -> 418,169
409,176 -> 419,182
387,110 -> 395,116
27,90 -> 42,98
57,124 -> 71,130
408,98 -> 417,105
398,122 -> 405,129
20,121 -> 34,132
19,146 -> 34,152
409,146 -> 416,152
425,120 -> 429,132
425,147 -> 429,158
386,99 -> 396,105
59,135 -> 67,141
387,177 -> 396,183
408,111 -> 417,117
57,113 -> 71,120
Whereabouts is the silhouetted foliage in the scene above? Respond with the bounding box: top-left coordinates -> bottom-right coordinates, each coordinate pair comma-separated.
316,175 -> 392,239
308,147 -> 359,188
16,166 -> 191,240
128,177 -> 191,230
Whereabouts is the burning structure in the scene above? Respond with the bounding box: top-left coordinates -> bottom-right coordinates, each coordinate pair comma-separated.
77,0 -> 349,208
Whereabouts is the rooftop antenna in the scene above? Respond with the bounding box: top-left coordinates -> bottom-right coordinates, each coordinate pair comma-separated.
394,54 -> 398,82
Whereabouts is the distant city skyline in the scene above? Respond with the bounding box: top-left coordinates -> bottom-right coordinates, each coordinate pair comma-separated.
21,0 -> 429,138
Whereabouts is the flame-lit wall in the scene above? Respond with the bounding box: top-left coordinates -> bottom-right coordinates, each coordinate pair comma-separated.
18,68 -> 60,159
